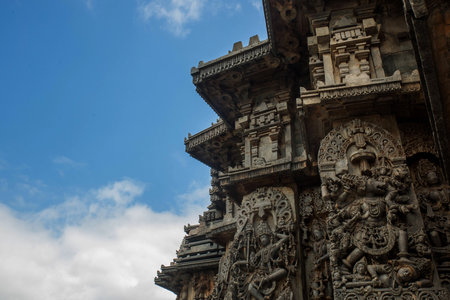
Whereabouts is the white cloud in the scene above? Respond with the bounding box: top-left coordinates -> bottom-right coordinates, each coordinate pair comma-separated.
176,181 -> 210,216
0,179 -> 209,300
250,0 -> 262,12
97,179 -> 144,205
138,0 -> 245,36
84,0 -> 94,10
53,156 -> 86,168
138,0 -> 206,36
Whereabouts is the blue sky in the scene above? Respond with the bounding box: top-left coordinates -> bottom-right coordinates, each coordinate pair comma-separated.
0,1 -> 266,299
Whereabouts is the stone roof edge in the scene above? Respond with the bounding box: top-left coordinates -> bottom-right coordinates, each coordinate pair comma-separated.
184,120 -> 228,151
190,0 -> 275,84
190,40 -> 271,83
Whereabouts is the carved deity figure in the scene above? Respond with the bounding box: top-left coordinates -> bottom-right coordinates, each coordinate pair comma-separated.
342,258 -> 371,284
246,220 -> 289,300
325,162 -> 415,288
208,187 -> 296,300
410,157 -> 450,287
415,159 -> 450,248
318,120 -> 437,298
299,188 -> 333,300
310,226 -> 330,300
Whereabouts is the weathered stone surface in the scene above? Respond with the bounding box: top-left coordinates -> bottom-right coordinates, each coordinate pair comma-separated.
155,0 -> 450,299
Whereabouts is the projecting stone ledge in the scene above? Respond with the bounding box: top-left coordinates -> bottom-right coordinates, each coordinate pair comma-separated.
190,36 -> 270,84
300,70 -> 421,107
185,120 -> 229,152
184,120 -> 241,171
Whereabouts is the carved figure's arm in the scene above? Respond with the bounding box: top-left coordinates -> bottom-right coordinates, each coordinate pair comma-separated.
270,233 -> 289,256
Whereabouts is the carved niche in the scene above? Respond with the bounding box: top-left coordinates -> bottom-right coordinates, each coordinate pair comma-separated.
235,96 -> 291,169
318,119 -> 448,299
307,10 -> 386,89
401,123 -> 450,288
412,157 -> 450,288
299,188 -> 333,300
208,187 -> 297,300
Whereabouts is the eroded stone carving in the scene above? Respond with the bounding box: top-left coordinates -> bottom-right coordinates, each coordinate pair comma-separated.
411,156 -> 450,288
318,120 -> 446,299
234,96 -> 291,170
300,188 -> 333,300
209,187 -> 296,300
307,11 -> 385,89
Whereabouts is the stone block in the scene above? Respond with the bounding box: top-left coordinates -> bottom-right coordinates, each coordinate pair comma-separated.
316,26 -> 330,44
232,41 -> 243,52
249,35 -> 260,46
362,18 -> 377,35
308,36 -> 318,54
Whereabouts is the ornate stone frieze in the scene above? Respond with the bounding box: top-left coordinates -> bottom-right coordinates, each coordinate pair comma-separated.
317,119 -> 444,299
334,287 -> 448,300
185,120 -> 229,152
191,41 -> 271,84
301,76 -> 402,104
300,72 -> 421,108
234,96 -> 291,171
208,187 -> 297,300
301,9 -> 421,108
307,10 -> 386,89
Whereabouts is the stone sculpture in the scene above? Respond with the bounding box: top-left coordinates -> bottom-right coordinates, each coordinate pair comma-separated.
317,119 -> 444,299
155,0 -> 450,299
209,187 -> 296,300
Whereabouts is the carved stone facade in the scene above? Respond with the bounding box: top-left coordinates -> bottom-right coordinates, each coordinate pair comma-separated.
156,0 -> 450,299
210,187 -> 297,300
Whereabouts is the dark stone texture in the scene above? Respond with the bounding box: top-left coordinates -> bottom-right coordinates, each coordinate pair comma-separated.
155,1 -> 450,299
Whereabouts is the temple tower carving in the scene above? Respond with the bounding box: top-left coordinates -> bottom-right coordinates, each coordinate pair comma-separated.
155,0 -> 450,299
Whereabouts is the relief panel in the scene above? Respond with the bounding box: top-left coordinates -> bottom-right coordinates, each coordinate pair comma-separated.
235,96 -> 291,171
317,119 -> 448,299
401,123 -> 450,289
208,187 -> 298,300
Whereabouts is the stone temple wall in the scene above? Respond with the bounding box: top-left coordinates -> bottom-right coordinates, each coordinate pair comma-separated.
155,1 -> 450,299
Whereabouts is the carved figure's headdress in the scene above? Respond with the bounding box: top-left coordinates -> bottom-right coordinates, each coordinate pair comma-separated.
417,158 -> 439,186
254,220 -> 272,238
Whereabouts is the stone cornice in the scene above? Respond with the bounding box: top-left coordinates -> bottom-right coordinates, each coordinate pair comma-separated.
191,40 -> 271,84
185,121 -> 229,152
300,73 -> 421,106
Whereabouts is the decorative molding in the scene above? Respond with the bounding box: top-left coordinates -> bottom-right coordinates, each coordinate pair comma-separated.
335,287 -> 449,300
319,81 -> 401,101
191,41 -> 271,84
185,121 -> 229,152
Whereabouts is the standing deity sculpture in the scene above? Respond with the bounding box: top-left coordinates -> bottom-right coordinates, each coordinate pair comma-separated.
299,188 -> 333,300
410,157 -> 450,287
209,187 -> 297,300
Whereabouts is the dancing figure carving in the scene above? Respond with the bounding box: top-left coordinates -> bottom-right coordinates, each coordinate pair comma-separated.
209,187 -> 296,300
317,120 -> 443,299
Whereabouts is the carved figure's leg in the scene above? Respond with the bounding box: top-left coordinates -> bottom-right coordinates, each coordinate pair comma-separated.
343,248 -> 364,270
263,268 -> 287,284
248,282 -> 264,300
